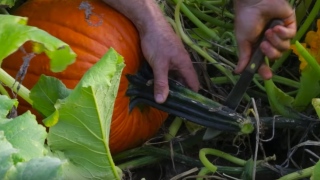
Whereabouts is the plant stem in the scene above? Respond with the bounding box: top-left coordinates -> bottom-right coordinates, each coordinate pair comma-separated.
199,148 -> 246,173
200,1 -> 234,19
0,8 -> 9,14
211,74 -> 300,89
172,0 -> 220,41
200,0 -> 227,6
295,41 -> 320,77
164,117 -> 183,141
0,68 -> 32,105
0,83 -> 10,97
252,77 -> 265,91
277,166 -> 313,180
187,6 -> 233,29
197,167 -> 211,180
172,1 -> 236,85
117,156 -> 161,170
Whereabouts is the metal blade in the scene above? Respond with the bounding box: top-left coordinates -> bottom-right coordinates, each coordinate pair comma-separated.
224,72 -> 255,110
203,19 -> 283,140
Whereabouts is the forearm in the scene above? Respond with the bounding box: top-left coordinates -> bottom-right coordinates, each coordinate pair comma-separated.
102,0 -> 169,34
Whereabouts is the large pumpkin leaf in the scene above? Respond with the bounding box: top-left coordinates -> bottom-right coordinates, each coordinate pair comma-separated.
1,48 -> 124,179
5,155 -> 63,180
30,75 -> 71,117
0,14 -> 76,72
47,48 -> 124,179
0,131 -> 18,179
0,96 -> 47,161
0,95 -> 63,179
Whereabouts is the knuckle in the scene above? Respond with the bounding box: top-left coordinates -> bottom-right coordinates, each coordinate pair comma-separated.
268,51 -> 282,60
154,80 -> 168,89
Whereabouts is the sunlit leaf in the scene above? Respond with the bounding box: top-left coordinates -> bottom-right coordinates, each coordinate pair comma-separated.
0,131 -> 18,179
0,14 -> 76,72
30,75 -> 71,117
0,95 -> 63,179
47,48 -> 124,179
5,157 -> 63,179
0,96 -> 47,160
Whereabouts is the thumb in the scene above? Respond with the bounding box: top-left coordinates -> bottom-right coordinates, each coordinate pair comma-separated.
153,65 -> 169,104
235,41 -> 252,74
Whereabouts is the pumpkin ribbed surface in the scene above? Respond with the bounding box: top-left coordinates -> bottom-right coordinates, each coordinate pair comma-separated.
2,0 -> 168,154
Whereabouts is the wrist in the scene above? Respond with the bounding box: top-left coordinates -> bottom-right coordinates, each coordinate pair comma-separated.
103,0 -> 168,35
234,0 -> 262,6
129,1 -> 170,35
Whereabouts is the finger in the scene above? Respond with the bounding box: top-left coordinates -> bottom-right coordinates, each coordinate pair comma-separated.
260,41 -> 283,60
281,10 -> 297,36
176,63 -> 200,92
235,40 -> 252,74
265,29 -> 291,51
258,63 -> 273,80
273,25 -> 296,40
152,62 -> 169,104
267,1 -> 296,38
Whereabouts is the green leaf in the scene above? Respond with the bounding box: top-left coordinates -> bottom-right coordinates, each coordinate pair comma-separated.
293,66 -> 320,111
0,95 -> 63,179
47,48 -> 124,179
0,0 -> 15,7
0,14 -> 76,72
241,158 -> 254,180
0,98 -> 47,161
30,75 -> 71,117
1,48 -> 124,179
311,160 -> 320,180
0,131 -> 18,179
0,95 -> 18,118
43,110 -> 60,127
264,79 -> 299,118
5,157 -> 63,180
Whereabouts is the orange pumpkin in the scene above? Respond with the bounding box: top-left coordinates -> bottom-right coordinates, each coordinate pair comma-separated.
2,0 -> 168,154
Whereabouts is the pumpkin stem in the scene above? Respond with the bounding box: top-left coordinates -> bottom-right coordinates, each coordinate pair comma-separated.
126,69 -> 315,132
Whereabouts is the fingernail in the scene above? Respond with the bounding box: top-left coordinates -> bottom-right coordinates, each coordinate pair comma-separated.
155,94 -> 164,103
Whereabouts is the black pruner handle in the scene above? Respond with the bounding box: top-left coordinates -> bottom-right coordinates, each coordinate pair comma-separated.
244,19 -> 284,74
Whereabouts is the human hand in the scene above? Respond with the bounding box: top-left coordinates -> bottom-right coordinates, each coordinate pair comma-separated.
102,0 -> 199,103
140,20 -> 199,103
234,0 -> 296,79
